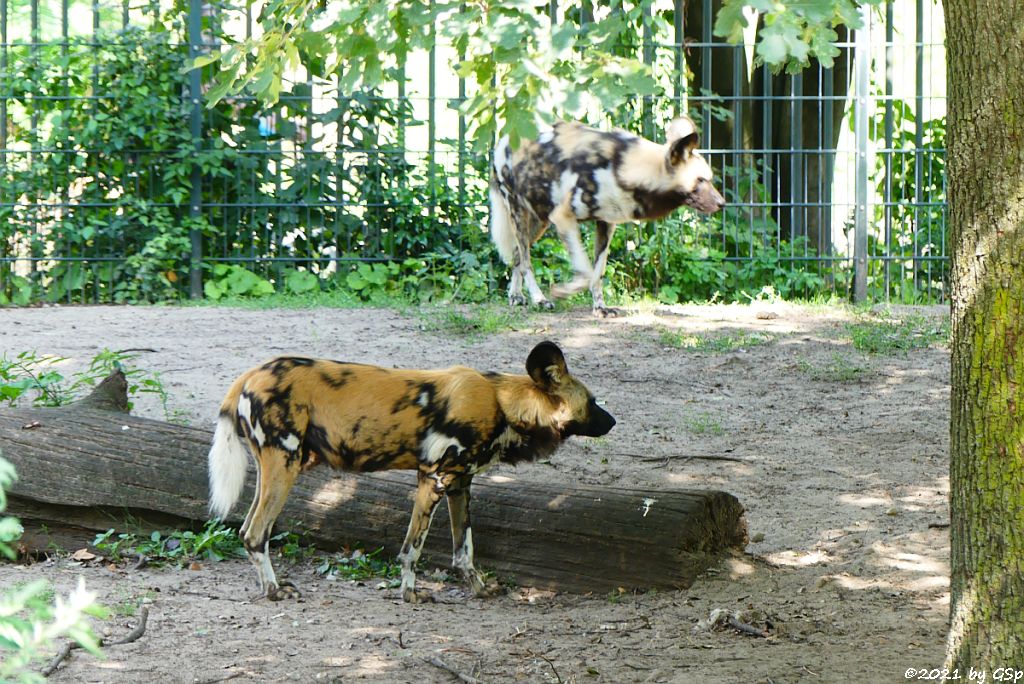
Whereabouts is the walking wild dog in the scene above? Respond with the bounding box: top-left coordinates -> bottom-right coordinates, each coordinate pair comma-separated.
208,341 -> 615,603
490,116 -> 726,317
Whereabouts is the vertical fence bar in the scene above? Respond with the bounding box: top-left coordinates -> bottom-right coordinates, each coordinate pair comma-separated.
789,73 -> 803,242
913,0 -> 924,295
29,0 -> 39,279
641,1 -> 653,139
853,3 -> 870,302
187,0 -> 204,298
700,0 -> 711,144
673,0 -> 684,116
0,0 -> 6,296
457,4 -> 466,233
883,0 -> 893,300
0,0 -> 7,195
428,0 -> 436,222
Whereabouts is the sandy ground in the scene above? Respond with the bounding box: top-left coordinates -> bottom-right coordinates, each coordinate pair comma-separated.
0,301 -> 951,683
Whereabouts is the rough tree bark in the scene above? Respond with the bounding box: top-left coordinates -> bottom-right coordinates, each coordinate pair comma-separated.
945,0 -> 1024,668
0,373 -> 748,594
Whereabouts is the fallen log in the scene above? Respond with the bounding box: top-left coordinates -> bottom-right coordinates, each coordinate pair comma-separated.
0,372 -> 747,593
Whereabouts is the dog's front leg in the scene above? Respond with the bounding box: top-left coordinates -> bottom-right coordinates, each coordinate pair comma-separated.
446,475 -> 501,598
397,470 -> 445,603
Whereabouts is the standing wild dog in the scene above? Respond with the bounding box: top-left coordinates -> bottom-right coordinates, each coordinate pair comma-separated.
490,116 -> 726,317
208,341 -> 615,603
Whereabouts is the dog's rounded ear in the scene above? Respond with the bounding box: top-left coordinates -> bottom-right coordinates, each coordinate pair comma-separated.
666,117 -> 699,167
526,341 -> 568,387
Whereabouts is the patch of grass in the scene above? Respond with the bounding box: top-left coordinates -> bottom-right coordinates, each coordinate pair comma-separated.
683,412 -> 724,436
270,524 -> 317,562
658,328 -> 776,353
92,520 -> 245,566
797,353 -> 869,383
316,546 -> 401,584
846,312 -> 949,354
419,304 -> 531,339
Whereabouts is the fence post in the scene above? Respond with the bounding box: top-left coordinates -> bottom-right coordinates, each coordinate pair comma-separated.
853,2 -> 871,303
187,0 -> 204,299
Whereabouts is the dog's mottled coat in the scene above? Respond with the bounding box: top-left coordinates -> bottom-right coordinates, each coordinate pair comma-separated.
208,342 -> 615,602
490,117 -> 725,315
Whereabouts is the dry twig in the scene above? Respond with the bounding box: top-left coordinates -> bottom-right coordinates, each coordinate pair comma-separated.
41,606 -> 149,677
727,615 -> 769,638
422,656 -> 482,684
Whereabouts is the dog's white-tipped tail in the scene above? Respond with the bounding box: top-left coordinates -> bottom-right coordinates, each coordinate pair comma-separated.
489,183 -> 517,265
208,415 -> 248,519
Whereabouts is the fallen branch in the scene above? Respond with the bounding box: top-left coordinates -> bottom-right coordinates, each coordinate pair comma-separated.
422,656 -> 482,684
726,615 -> 769,638
42,606 -> 149,677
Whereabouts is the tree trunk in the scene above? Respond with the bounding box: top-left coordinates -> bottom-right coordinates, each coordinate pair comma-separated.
0,373 -> 748,594
945,0 -> 1024,668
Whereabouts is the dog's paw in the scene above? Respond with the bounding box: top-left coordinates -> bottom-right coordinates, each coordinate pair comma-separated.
536,299 -> 555,311
471,580 -> 505,599
509,294 -> 528,307
267,581 -> 301,601
592,306 -> 622,318
402,587 -> 436,604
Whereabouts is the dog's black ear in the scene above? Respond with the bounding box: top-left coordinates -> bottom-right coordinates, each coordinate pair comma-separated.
666,117 -> 699,167
526,341 -> 568,388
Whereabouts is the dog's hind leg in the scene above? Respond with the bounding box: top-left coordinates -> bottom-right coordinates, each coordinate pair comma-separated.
241,447 -> 301,600
397,470 -> 447,603
446,474 -> 501,598
589,221 -> 620,317
510,214 -> 552,309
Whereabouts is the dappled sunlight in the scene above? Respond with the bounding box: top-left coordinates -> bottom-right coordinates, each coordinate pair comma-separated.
837,492 -> 893,508
763,549 -> 832,567
560,325 -> 613,351
310,476 -> 358,507
725,557 -> 756,578
872,539 -> 949,577
94,661 -> 126,670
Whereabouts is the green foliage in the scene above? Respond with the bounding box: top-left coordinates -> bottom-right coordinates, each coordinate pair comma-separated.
0,454 -> 104,683
201,1 -> 660,148
316,547 -> 400,584
2,23 -> 198,304
92,520 -> 246,566
714,0 -> 881,74
657,328 -> 776,353
846,311 -> 949,354
203,265 -> 275,300
0,350 -> 170,415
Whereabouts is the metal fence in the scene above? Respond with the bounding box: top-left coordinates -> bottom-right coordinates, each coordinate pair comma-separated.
0,0 -> 946,305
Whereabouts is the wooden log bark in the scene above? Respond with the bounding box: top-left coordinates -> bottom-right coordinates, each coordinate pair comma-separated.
0,372 -> 747,593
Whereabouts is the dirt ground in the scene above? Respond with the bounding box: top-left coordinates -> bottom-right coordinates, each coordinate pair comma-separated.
0,301 -> 951,683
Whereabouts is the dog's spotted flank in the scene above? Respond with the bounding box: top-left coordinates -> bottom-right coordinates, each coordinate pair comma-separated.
490,117 -> 726,317
208,342 -> 615,603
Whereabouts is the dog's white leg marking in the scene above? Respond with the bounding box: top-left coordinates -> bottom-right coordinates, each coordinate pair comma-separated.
248,540 -> 279,593
398,472 -> 446,603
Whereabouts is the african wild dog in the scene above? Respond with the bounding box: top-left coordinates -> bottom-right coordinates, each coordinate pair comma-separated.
208,341 -> 615,603
490,116 -> 726,317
